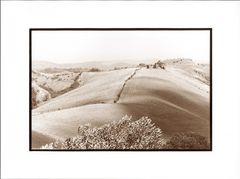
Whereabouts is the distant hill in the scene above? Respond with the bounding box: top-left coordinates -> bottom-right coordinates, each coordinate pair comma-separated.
32,60 -> 136,71
32,61 -> 59,70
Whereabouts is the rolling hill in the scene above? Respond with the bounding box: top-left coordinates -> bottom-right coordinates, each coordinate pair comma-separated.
31,59 -> 210,148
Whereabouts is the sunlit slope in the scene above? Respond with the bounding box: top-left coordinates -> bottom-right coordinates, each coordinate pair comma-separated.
33,68 -> 137,114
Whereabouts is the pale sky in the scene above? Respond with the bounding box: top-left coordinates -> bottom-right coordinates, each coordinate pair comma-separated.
32,30 -> 210,64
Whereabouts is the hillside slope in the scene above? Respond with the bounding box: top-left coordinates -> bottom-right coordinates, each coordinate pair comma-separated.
33,68 -> 137,114
118,68 -> 209,137
32,61 -> 210,148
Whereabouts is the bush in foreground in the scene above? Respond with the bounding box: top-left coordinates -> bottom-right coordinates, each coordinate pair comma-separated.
41,116 -> 165,150
40,116 -> 209,150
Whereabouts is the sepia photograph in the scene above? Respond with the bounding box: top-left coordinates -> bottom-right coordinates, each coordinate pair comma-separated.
3,1 -> 240,178
30,28 -> 212,151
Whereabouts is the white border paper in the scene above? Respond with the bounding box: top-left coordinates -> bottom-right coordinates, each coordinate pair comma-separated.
1,1 -> 240,179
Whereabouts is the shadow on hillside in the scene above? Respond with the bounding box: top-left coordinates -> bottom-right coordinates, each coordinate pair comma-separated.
32,131 -> 55,149
117,88 -> 210,140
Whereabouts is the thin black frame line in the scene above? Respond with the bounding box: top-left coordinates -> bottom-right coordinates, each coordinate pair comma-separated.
29,29 -> 32,151
210,29 -> 213,151
29,28 -> 212,152
30,28 -> 212,31
30,149 -> 212,152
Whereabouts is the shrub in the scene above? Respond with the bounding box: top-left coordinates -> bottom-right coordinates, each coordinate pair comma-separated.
163,132 -> 209,149
89,68 -> 101,72
40,116 -> 166,150
152,60 -> 165,69
138,63 -> 146,67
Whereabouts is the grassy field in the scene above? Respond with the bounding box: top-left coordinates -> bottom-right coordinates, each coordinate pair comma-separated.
33,68 -> 137,114
32,61 -> 210,148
